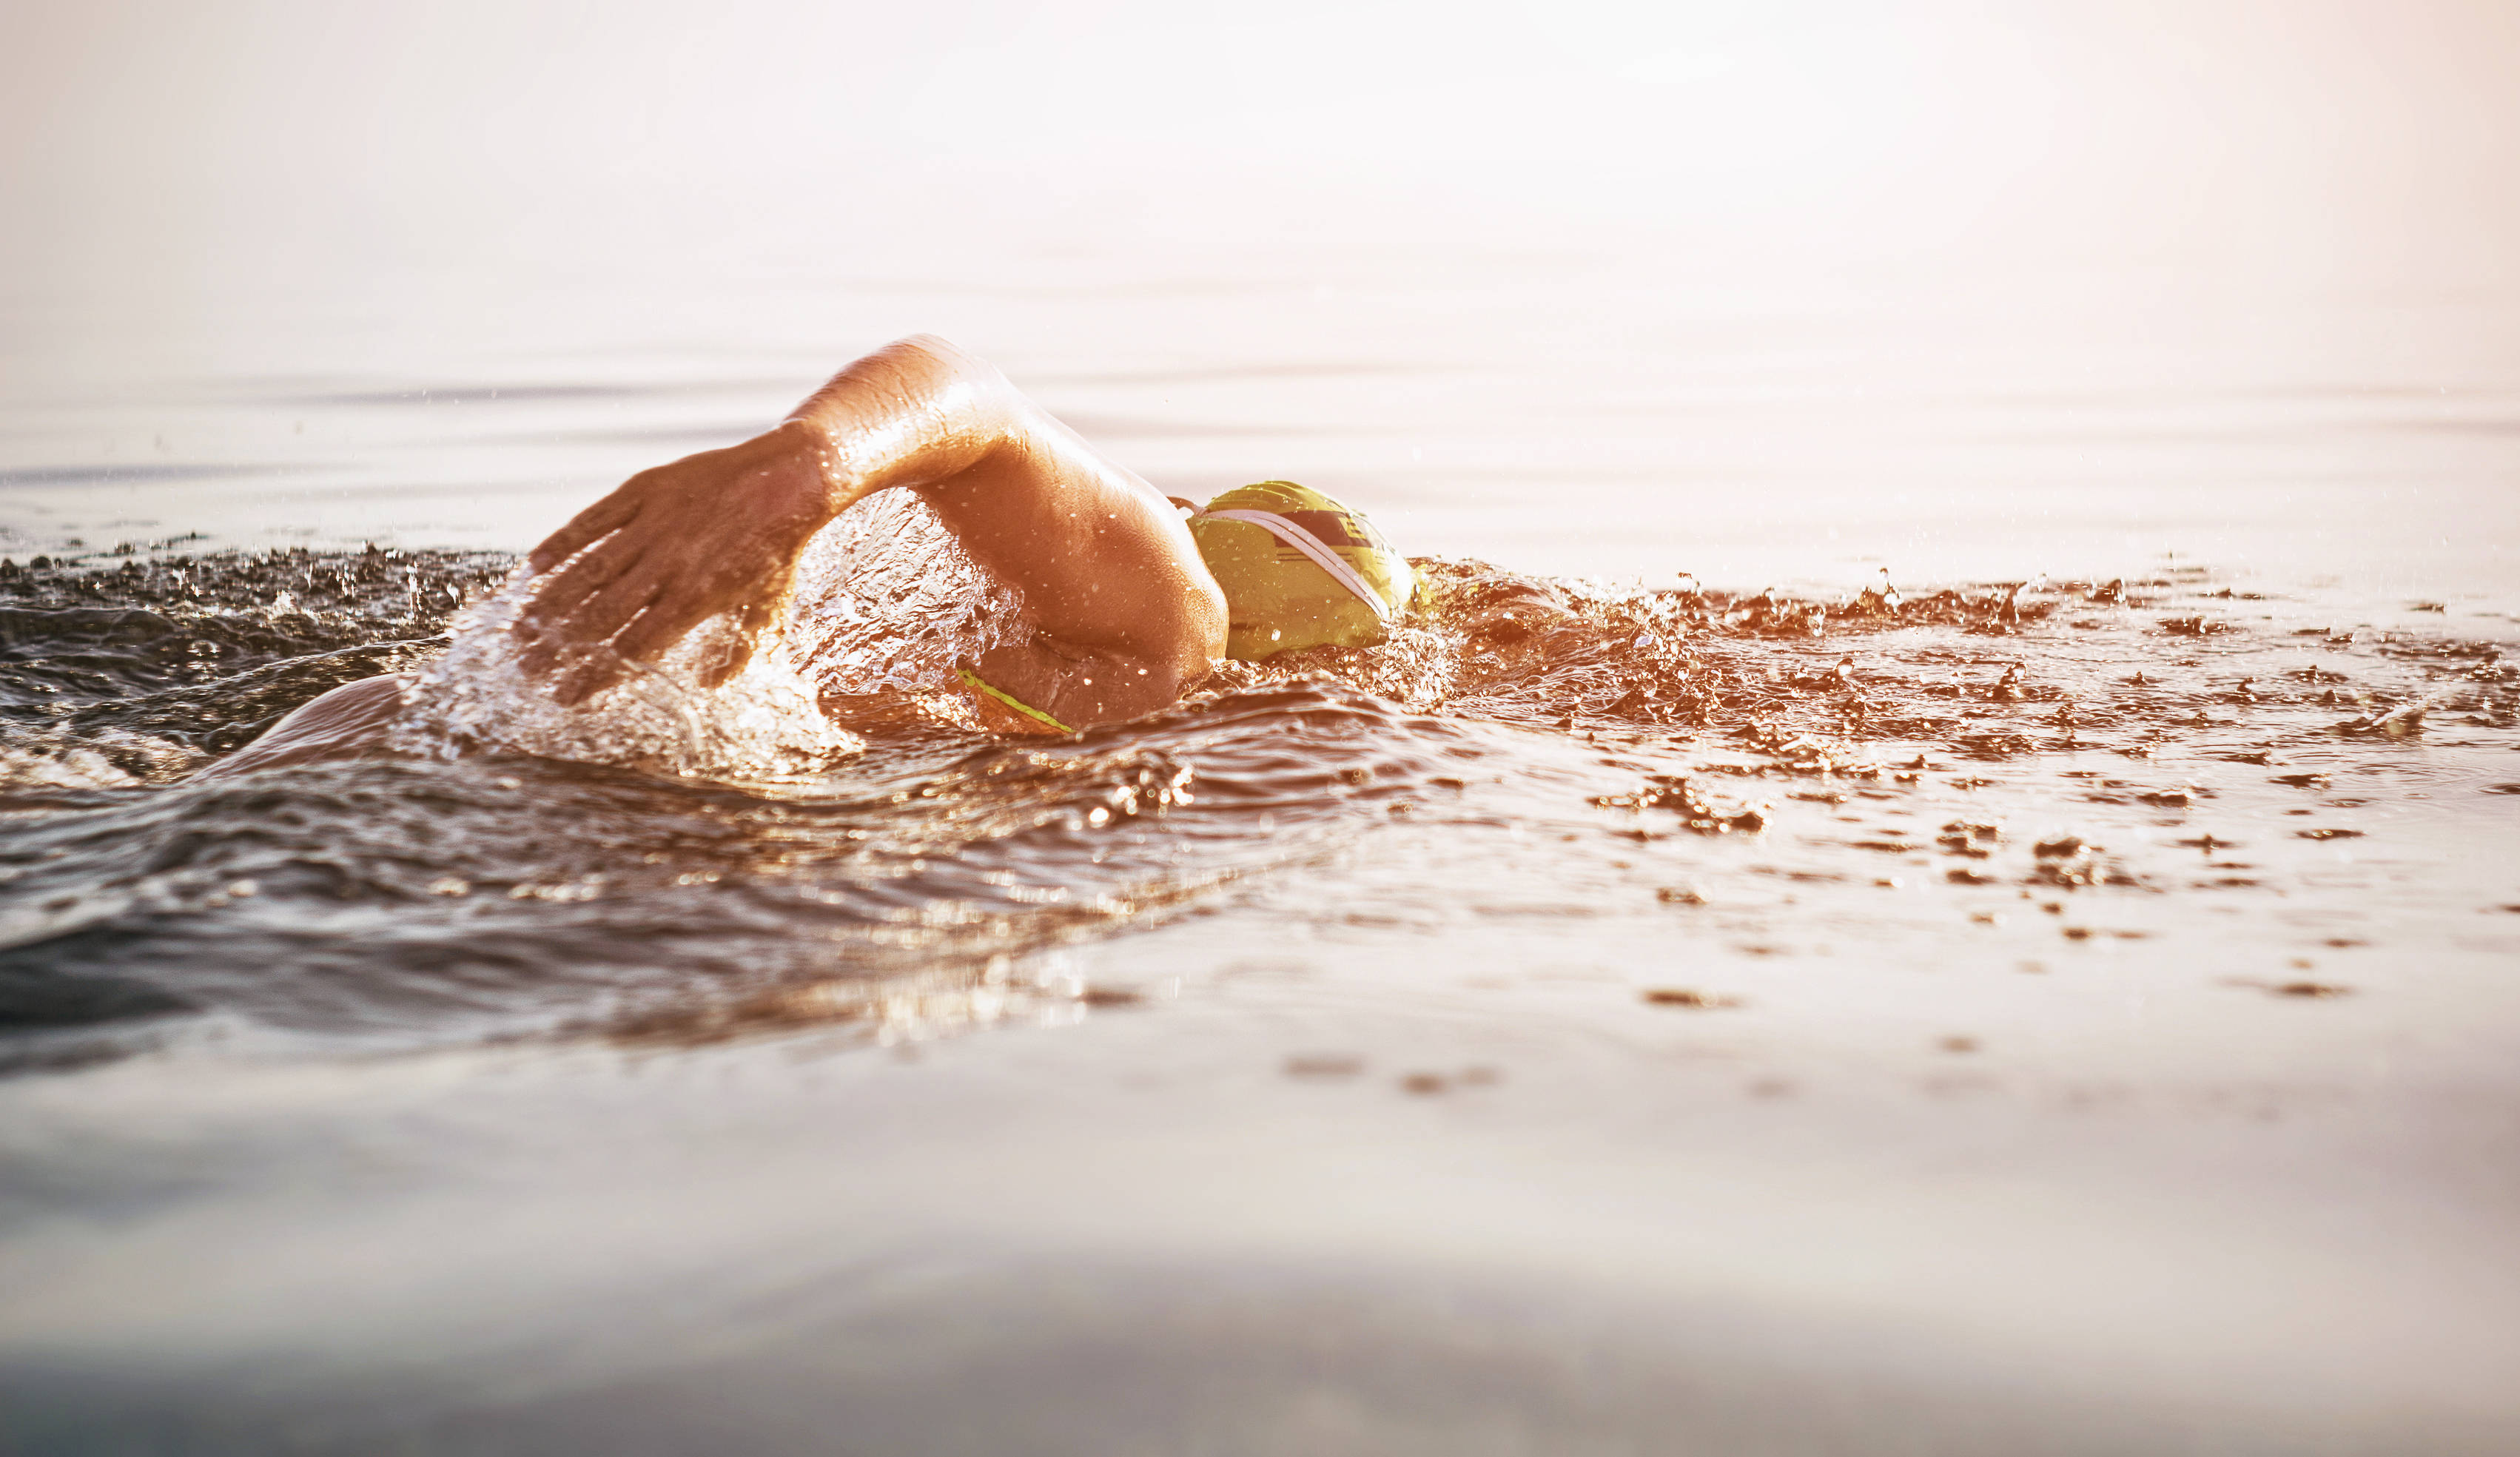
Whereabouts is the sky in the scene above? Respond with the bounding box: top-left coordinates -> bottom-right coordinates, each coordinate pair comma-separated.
7,0 -> 2518,292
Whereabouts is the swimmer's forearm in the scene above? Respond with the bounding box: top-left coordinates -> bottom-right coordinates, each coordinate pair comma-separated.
529,335 -> 1047,583
781,335 -> 1027,510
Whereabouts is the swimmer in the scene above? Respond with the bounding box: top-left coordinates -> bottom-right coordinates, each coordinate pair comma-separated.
211,335 -> 1414,773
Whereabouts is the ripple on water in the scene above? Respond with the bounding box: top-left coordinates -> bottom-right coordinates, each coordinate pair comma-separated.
1,539 -> 2514,1071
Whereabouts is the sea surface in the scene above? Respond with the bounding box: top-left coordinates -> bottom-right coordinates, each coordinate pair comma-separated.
2,243 -> 2518,1453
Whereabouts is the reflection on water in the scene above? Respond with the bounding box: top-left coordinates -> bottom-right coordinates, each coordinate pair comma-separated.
4,201 -> 2520,1455
5,541 -> 2513,1071
3,529 -> 2517,1450
7,237 -> 2516,601
8,0 -> 2520,1439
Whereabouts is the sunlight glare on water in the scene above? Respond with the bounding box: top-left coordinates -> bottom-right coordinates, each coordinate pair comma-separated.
3,2 -> 2520,1453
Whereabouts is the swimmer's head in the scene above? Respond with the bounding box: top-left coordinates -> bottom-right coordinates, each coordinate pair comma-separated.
1186,481 -> 1414,662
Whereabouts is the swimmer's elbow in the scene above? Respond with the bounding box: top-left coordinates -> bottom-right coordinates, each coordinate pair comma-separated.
1140,650 -> 1217,708
875,334 -> 1010,400
1105,590 -> 1225,715
1163,575 -> 1230,691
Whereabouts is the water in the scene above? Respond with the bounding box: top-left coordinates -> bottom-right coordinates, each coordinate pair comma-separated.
5,140 -> 2520,1449
4,501 -> 2518,1452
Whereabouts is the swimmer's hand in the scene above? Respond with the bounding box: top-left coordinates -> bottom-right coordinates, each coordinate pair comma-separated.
520,420 -> 836,704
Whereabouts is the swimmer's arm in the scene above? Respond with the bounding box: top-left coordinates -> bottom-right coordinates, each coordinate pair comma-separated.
523,335 -> 1224,721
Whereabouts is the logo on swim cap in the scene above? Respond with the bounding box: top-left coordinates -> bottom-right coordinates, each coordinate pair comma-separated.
1188,482 -> 1414,662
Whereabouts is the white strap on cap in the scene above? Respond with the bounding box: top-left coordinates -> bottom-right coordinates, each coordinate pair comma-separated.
1199,508 -> 1396,619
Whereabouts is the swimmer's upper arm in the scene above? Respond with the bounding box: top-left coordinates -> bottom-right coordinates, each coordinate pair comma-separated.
795,340 -> 1224,727
910,405 -> 1226,729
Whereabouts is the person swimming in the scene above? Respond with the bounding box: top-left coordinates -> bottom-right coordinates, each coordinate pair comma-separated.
210,335 -> 1414,772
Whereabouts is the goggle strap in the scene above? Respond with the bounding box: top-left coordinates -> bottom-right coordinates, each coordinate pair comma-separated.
1197,508 -> 1396,620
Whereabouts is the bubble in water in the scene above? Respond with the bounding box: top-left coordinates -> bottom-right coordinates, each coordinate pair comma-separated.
785,489 -> 1031,701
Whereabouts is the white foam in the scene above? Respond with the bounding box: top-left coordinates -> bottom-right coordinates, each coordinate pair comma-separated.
390,490 -> 1029,781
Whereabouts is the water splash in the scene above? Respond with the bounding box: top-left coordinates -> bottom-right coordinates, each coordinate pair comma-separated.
784,489 -> 1032,711
0,545 -> 503,787
392,491 -> 1032,778
391,569 -> 861,781
4,542 -> 2516,1072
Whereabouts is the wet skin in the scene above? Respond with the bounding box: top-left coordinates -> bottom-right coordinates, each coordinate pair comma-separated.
221,337 -> 1230,772
524,335 -> 1229,726
523,335 -> 1227,724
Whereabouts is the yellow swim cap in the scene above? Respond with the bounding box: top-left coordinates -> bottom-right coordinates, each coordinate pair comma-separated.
1187,481 -> 1414,662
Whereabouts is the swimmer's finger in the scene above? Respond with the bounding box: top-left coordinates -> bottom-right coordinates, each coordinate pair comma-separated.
605,603 -> 710,679
528,490 -> 642,574
562,569 -> 669,648
516,553 -> 648,682
516,607 -> 611,680
519,571 -> 665,680
521,534 -> 643,630
544,606 -> 688,705
550,652 -> 629,707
